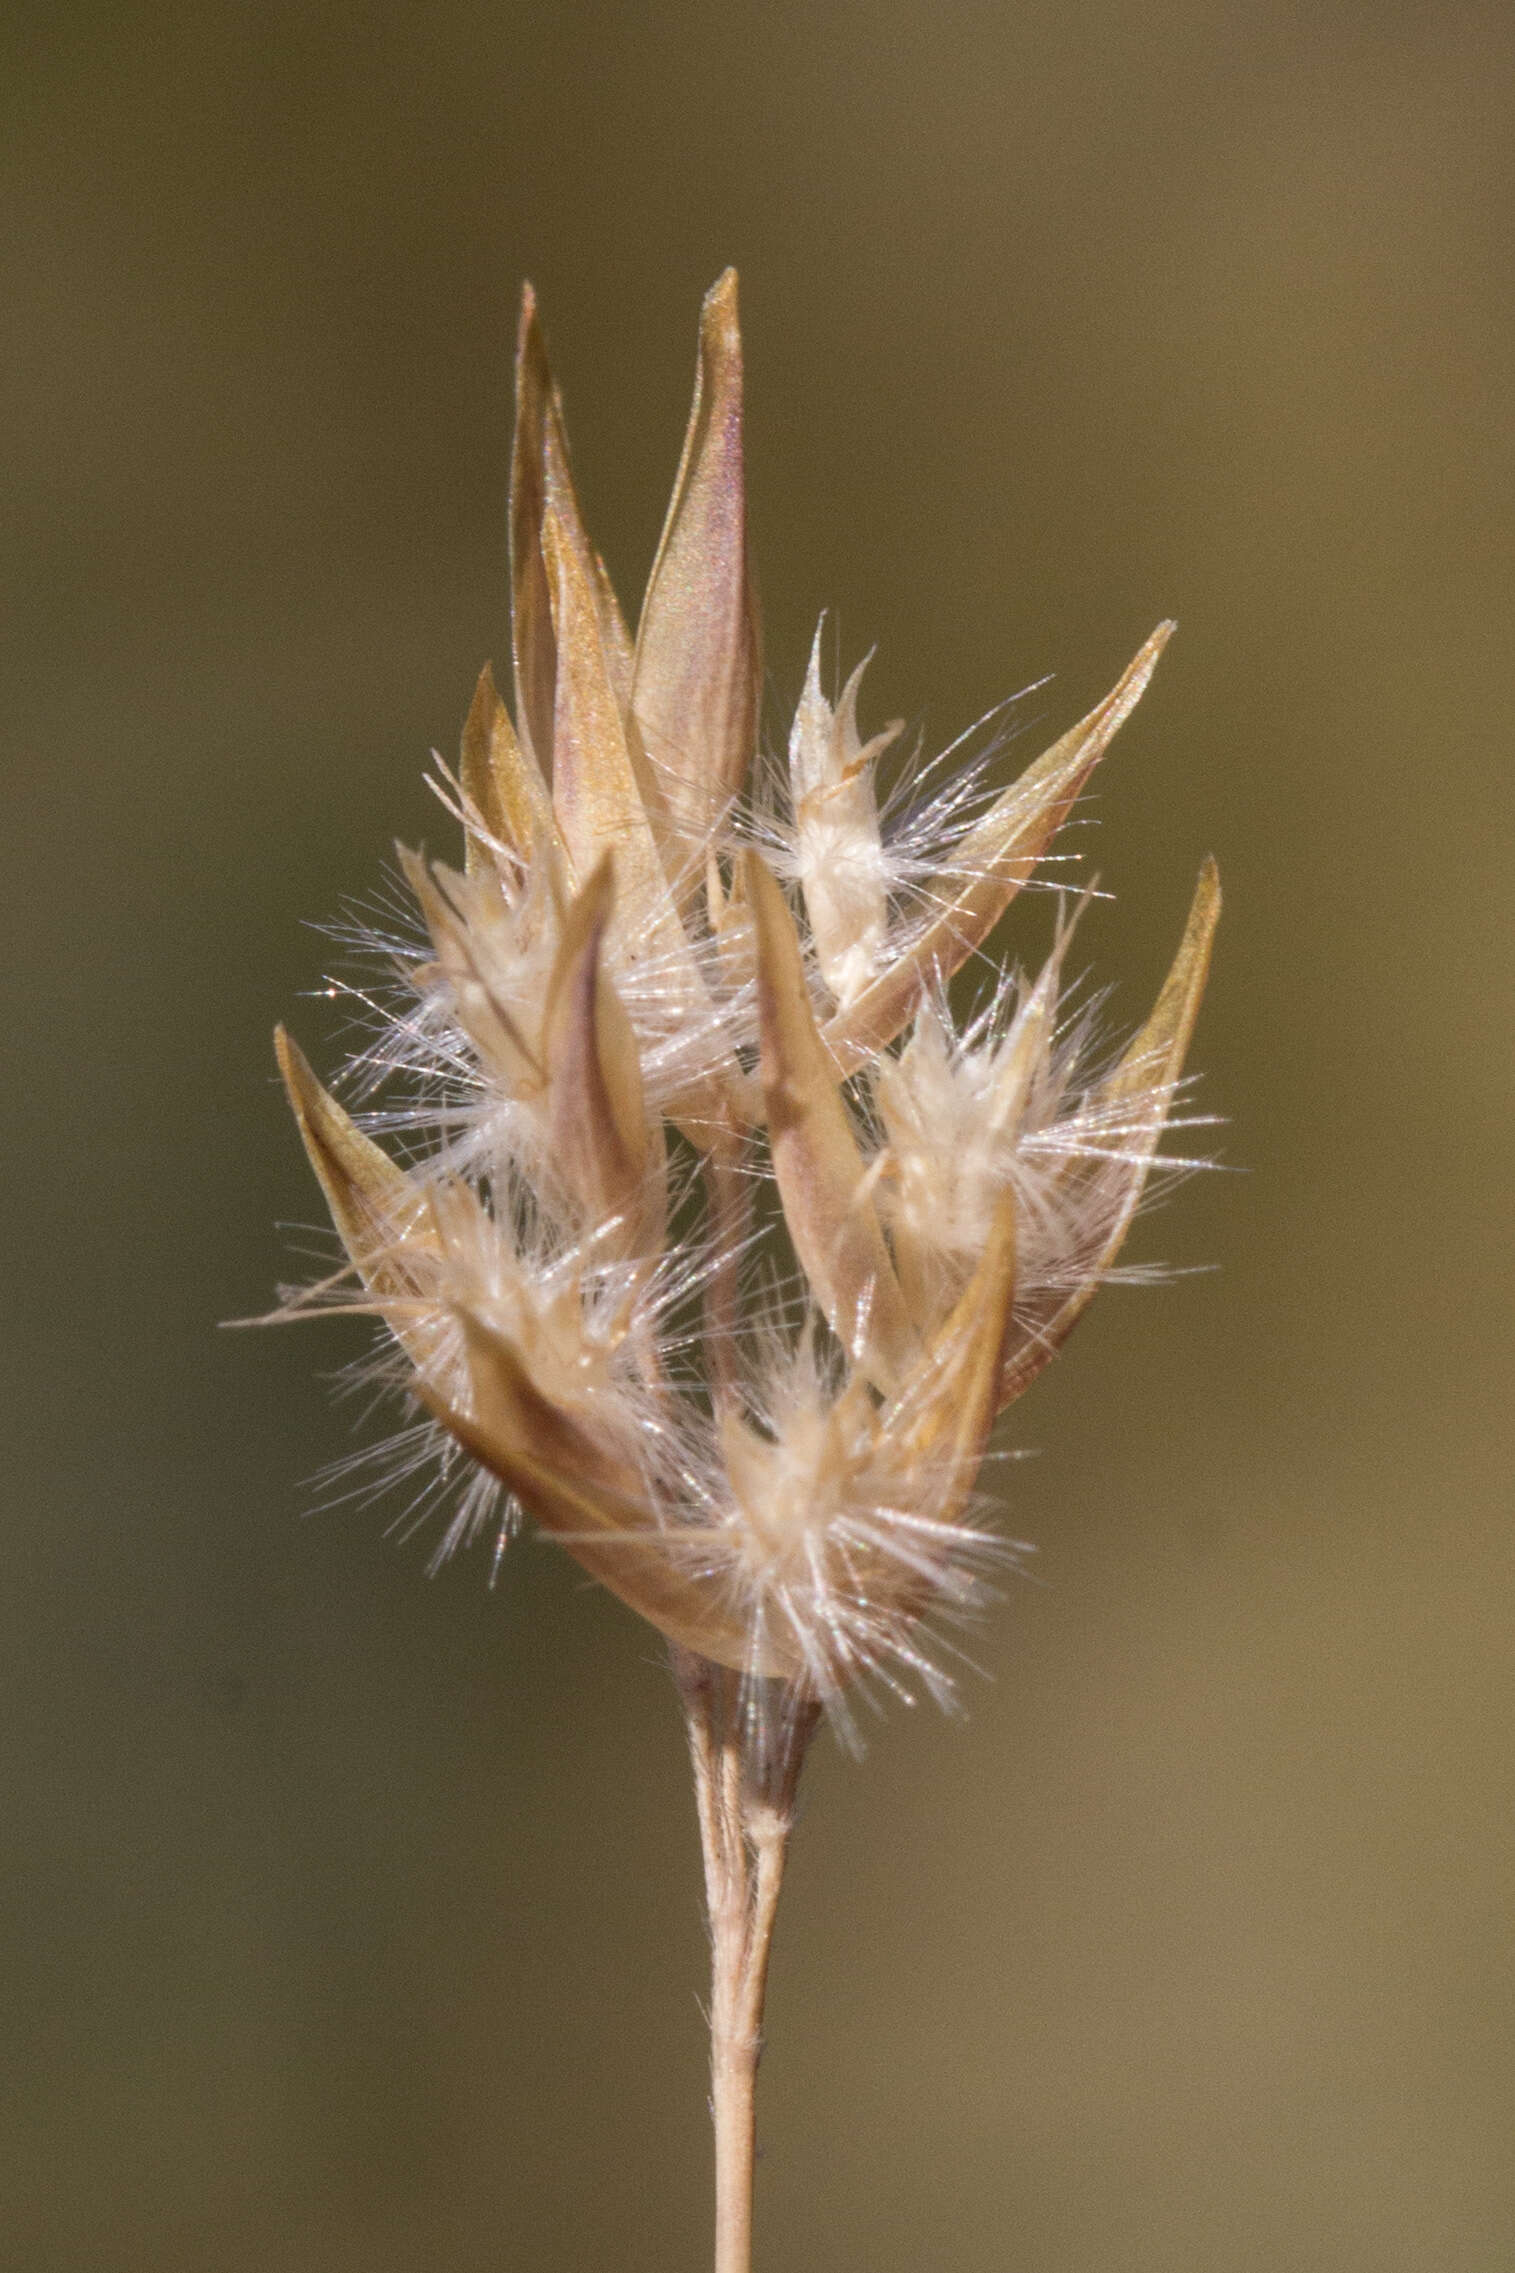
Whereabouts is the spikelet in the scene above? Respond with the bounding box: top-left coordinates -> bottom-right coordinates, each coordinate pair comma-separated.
274,271 -> 1218,1726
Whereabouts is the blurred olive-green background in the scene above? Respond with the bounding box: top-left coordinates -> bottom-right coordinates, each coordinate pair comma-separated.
6,3 -> 1514,2267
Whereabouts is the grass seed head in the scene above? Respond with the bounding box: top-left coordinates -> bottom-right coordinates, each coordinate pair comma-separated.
274,271 -> 1218,1725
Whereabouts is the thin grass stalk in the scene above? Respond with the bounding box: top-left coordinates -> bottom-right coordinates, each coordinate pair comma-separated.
677,1652 -> 819,2273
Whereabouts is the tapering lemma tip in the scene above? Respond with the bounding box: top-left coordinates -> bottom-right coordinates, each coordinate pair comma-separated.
515,280 -> 546,377
1166,856 -> 1222,1031
1133,616 -> 1177,682
272,1024 -> 320,1142
1183,851 -> 1220,918
1091,618 -> 1178,741
701,266 -> 742,349
273,1021 -> 319,1111
464,659 -> 497,733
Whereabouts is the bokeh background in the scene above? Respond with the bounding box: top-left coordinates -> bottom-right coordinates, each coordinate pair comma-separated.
6,2 -> 1514,2267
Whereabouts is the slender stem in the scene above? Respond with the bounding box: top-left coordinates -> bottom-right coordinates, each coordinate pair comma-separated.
674,1653 -> 819,2273
711,1797 -> 792,2273
709,1845 -> 761,2273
